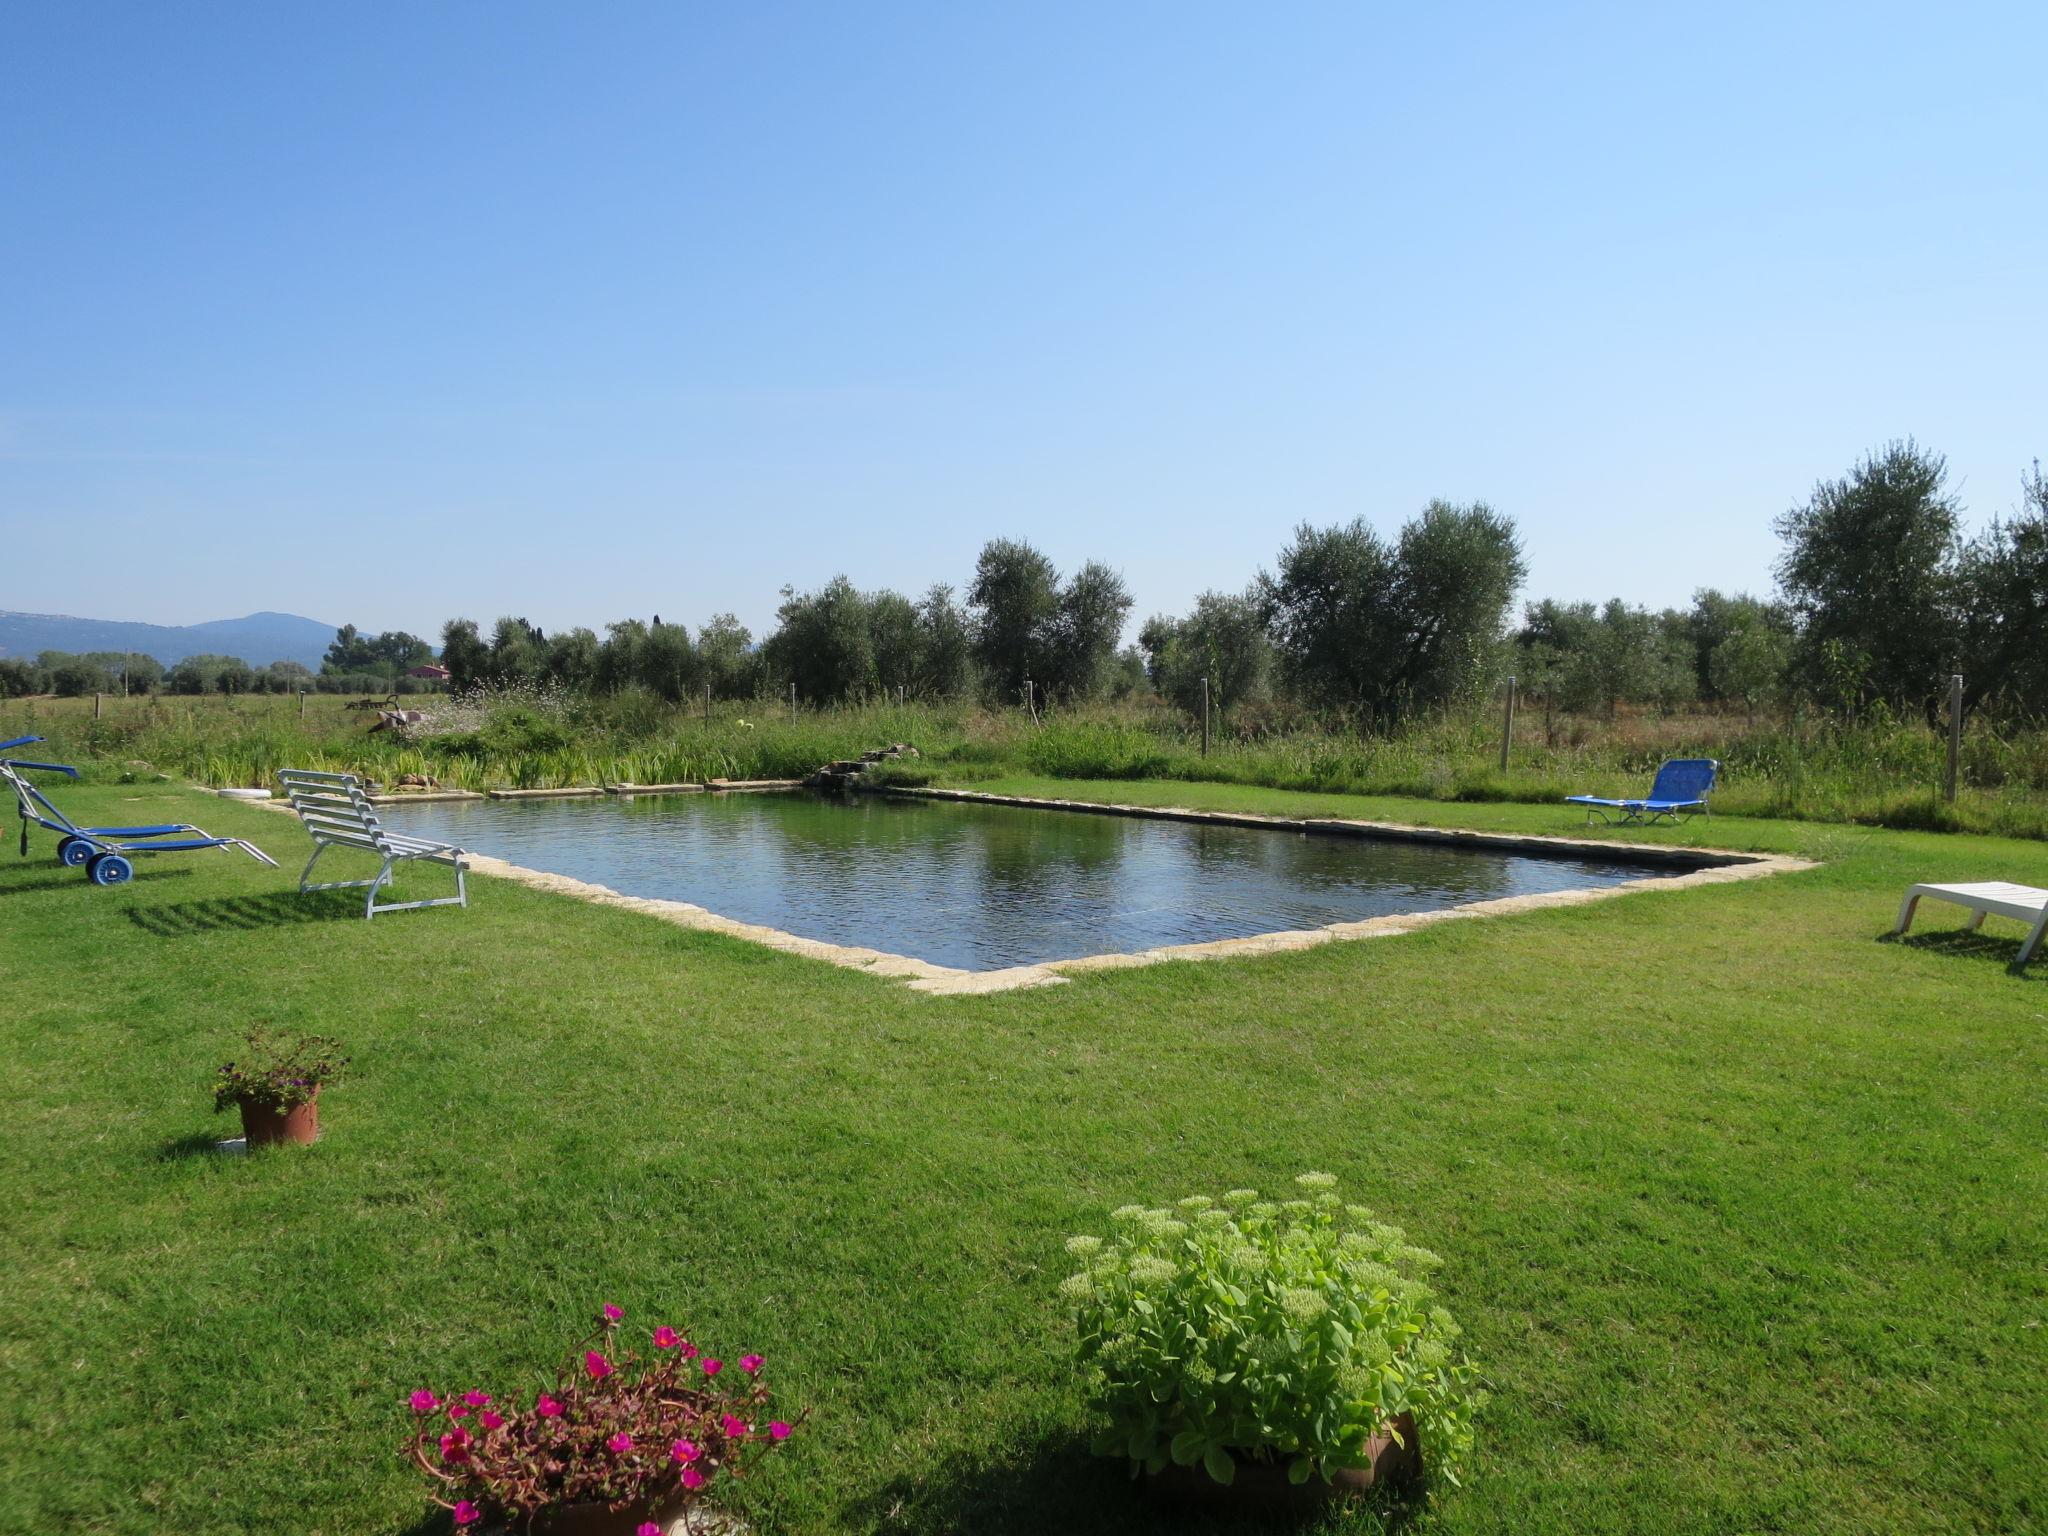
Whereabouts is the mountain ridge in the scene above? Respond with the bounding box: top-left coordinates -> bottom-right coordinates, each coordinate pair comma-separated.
0,610 -> 340,670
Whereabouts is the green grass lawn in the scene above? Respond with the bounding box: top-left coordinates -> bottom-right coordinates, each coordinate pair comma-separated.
0,780 -> 2042,1536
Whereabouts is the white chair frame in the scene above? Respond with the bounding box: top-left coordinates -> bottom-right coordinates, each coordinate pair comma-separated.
277,769 -> 468,919
1893,881 -> 2047,973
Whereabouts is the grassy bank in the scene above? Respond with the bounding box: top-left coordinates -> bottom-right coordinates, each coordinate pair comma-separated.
0,780 -> 2042,1534
6,688 -> 2048,838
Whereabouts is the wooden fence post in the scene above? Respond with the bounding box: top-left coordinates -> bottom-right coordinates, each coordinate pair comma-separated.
1499,675 -> 1517,772
1946,673 -> 1963,803
93,692 -> 102,719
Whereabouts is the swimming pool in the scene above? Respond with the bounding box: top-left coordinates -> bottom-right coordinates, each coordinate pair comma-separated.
375,789 -> 1698,973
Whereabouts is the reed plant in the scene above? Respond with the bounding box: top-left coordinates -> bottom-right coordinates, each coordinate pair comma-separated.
6,686 -> 2045,839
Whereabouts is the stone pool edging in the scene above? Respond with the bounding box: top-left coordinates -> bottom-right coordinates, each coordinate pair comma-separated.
242,786 -> 1815,997
877,788 -> 1818,995
459,852 -> 979,983
239,780 -> 977,984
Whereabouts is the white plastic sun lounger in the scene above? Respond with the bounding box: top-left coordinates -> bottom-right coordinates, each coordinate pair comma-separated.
277,769 -> 468,919
1893,882 -> 2047,972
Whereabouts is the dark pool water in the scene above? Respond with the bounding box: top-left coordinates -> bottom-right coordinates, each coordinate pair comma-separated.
376,791 -> 1678,971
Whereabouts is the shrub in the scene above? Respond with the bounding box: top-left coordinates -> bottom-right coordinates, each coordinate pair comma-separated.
1061,1174 -> 1485,1488
477,705 -> 574,757
405,1304 -> 797,1528
212,1028 -> 348,1114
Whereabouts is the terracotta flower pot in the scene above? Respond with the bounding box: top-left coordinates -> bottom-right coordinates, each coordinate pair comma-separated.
1146,1412 -> 1421,1512
238,1086 -> 320,1147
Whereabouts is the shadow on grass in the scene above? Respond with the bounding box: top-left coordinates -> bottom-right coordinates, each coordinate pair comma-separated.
383,1511 -> 450,1536
126,890 -> 361,936
1891,928 -> 2044,978
156,1131 -> 233,1162
0,865 -> 193,896
836,1435 -> 1421,1536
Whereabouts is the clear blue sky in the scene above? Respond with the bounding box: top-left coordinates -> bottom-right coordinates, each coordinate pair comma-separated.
3,2 -> 2043,642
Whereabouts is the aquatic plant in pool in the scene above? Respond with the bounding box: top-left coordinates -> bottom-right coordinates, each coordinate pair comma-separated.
1062,1176 -> 1485,1489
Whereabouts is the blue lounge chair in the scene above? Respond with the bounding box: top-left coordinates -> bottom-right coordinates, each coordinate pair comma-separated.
3,735 -> 278,886
1566,758 -> 1718,826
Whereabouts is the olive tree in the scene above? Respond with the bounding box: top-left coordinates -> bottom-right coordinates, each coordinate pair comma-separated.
1516,599 -> 1693,718
697,614 -> 762,700
1044,560 -> 1133,700
912,584 -> 973,699
1775,439 -> 1960,715
967,538 -> 1062,703
1262,502 -> 1523,726
967,540 -> 1131,704
439,619 -> 492,690
763,577 -> 875,702
1956,461 -> 2048,715
1710,616 -> 1793,723
1139,588 -> 1270,721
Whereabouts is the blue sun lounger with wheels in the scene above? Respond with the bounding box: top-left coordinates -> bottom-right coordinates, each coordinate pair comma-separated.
2,735 -> 279,885
1566,758 -> 1718,826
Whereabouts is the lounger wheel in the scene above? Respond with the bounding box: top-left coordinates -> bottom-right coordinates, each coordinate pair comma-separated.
85,852 -> 133,886
57,836 -> 94,867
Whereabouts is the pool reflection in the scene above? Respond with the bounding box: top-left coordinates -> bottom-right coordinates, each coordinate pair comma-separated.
376,792 -> 1675,972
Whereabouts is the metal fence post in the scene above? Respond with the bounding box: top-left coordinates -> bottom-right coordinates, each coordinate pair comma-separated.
1201,675 -> 1210,756
1499,675 -> 1517,772
1946,673 -> 1963,803
789,681 -> 797,719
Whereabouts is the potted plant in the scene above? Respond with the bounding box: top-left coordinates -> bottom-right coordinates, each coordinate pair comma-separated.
1060,1173 -> 1485,1508
212,1029 -> 348,1147
406,1303 -> 800,1533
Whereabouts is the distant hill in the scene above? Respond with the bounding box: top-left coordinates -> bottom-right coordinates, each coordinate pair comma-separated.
0,610 -> 339,670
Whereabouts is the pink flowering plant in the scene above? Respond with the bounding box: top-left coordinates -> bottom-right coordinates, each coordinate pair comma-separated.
212,1027 -> 348,1114
406,1304 -> 798,1528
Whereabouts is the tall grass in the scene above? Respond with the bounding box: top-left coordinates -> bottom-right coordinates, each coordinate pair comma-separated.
7,688 -> 2047,840
907,708 -> 2048,838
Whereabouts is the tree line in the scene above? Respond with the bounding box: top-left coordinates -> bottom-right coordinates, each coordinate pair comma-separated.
0,651 -> 320,698
6,439 -> 2039,725
421,503 -> 1529,724
433,540 -> 1155,707
1511,442 -> 2047,726
0,624 -> 443,699
1153,443 -> 2048,729
423,442 -> 2043,731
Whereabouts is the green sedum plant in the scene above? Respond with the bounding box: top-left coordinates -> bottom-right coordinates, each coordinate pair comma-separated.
1062,1174 -> 1485,1488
